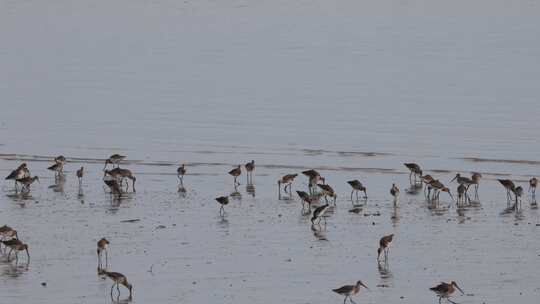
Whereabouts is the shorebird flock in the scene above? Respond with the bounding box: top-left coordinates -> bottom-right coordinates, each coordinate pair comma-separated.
2,155 -> 538,303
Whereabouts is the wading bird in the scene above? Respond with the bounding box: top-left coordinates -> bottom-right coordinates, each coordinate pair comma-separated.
347,180 -> 367,202
97,238 -> 110,269
5,163 -> 30,189
302,169 -> 322,194
228,165 -> 241,186
103,271 -> 133,299
16,176 -> 39,192
529,177 -> 538,196
177,164 -> 186,184
245,160 -> 255,183
390,184 -> 399,202
104,168 -> 136,192
318,183 -> 337,205
377,234 -> 394,263
457,183 -> 468,205
76,167 -> 84,185
430,281 -> 464,304
404,163 -> 422,184
215,196 -> 229,215
332,280 -> 369,304
311,204 -> 330,225
471,172 -> 482,198
278,174 -> 297,195
497,179 -> 515,204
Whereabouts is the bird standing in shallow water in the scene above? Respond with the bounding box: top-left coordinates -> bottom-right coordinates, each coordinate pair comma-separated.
177,164 -> 186,184
317,183 -> 337,205
278,174 -> 297,196
104,168 -> 136,192
497,179 -> 516,205
404,163 -> 422,184
76,167 -> 84,185
471,172 -> 482,199
311,204 -> 330,225
97,238 -> 110,269
390,184 -> 399,203
430,281 -> 464,304
457,183 -> 468,206
103,271 -> 133,299
245,160 -> 255,184
215,196 -> 229,215
5,163 -> 30,190
347,180 -> 367,202
332,280 -> 369,304
513,186 -> 524,210
302,169 -> 322,195
529,177 -> 538,199
377,234 -> 394,263
16,176 -> 39,192
228,165 -> 241,186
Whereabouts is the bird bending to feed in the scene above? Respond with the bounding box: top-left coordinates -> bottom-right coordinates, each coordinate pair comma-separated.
103,271 -> 133,299
347,180 -> 367,202
317,183 -> 337,204
76,167 -> 84,185
513,186 -> 524,209
104,168 -> 136,192
390,184 -> 399,199
104,154 -> 126,169
215,196 -> 229,214
296,190 -> 314,210
245,160 -> 255,183
302,169 -> 322,194
228,165 -> 241,186
16,176 -> 39,192
332,280 -> 369,304
404,163 -> 422,184
97,238 -> 110,268
377,234 -> 394,262
5,163 -> 30,189
1,239 -> 30,262
278,174 -> 297,194
47,161 -> 64,177
430,281 -> 464,304
497,179 -> 515,204
177,164 -> 186,183
311,204 -> 330,225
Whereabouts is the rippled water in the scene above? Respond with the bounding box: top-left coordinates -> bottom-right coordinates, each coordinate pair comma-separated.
1,1 -> 540,303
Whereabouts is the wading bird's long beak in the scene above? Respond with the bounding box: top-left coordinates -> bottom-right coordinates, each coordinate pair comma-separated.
448,191 -> 454,202
455,284 -> 464,294
450,176 -> 457,182
361,282 -> 370,291
26,248 -> 30,261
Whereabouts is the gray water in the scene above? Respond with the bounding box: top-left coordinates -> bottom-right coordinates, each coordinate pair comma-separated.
1,1 -> 540,303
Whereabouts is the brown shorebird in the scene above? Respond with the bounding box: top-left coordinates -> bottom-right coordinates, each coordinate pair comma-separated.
390,184 -> 399,201
450,174 -> 474,197
332,280 -> 369,304
421,175 -> 435,197
97,238 -> 110,268
457,183 -> 468,205
104,168 -> 136,192
1,239 -> 30,262
302,169 -> 322,194
278,174 -> 297,195
104,154 -> 126,170
177,164 -> 186,184
513,186 -> 524,210
428,180 -> 453,202
16,176 -> 39,192
296,190 -> 314,210
430,281 -> 464,304
404,163 -> 422,184
497,179 -> 515,204
5,163 -> 30,189
228,165 -> 241,186
529,177 -> 538,196
471,172 -> 482,197
311,204 -> 330,225
76,167 -> 84,185
215,196 -> 229,214
377,234 -> 394,262
103,271 -> 133,299
245,160 -> 255,183
347,180 -> 367,202
318,183 -> 337,205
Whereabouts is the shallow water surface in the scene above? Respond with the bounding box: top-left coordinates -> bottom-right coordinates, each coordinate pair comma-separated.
1,0 -> 540,303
